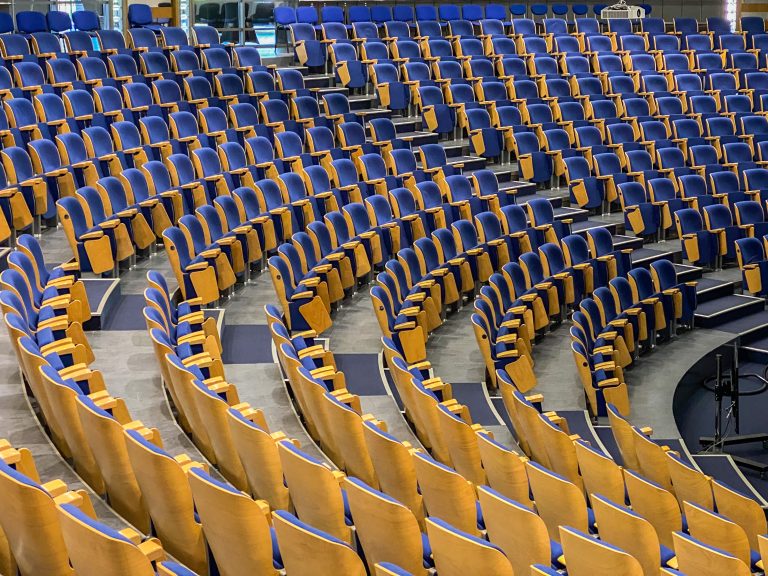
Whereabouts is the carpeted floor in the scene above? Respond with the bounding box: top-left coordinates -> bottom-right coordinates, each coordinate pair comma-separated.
335,353 -> 387,396
220,324 -> 274,364
676,361 -> 768,499
101,294 -> 147,331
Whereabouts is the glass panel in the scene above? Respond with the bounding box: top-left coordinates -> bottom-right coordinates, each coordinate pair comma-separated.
191,0 -> 275,51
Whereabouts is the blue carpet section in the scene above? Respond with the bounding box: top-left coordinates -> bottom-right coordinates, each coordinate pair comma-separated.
220,324 -> 274,364
594,426 -> 623,465
492,396 -> 516,434
383,368 -> 404,409
450,382 -> 499,426
693,455 -> 765,502
657,438 -> 693,466
560,410 -> 600,448
83,278 -> 116,308
677,361 -> 768,500
101,294 -> 146,331
335,353 -> 387,396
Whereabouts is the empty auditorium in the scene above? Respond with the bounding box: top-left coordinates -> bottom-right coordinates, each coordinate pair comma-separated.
5,0 -> 768,574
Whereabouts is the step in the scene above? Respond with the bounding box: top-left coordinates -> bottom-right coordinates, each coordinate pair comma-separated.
712,310 -> 768,339
612,234 -> 645,252
442,141 -> 469,158
515,192 -> 564,210
738,331 -> 768,361
310,85 -> 347,97
391,116 -> 422,133
355,108 -> 392,121
462,166 -> 516,185
347,94 -> 377,111
630,246 -> 681,268
401,131 -> 440,147
271,63 -> 306,75
695,277 -> 737,303
480,165 -> 515,183
504,180 -> 538,197
448,155 -> 486,172
740,337 -> 768,362
528,186 -> 570,203
571,219 -> 619,236
555,205 -> 590,223
347,94 -> 376,111
694,294 -> 766,328
82,278 -> 122,331
674,263 -> 704,283
304,73 -> 336,89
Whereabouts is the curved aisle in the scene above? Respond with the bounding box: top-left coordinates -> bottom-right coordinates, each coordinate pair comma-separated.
317,287 -> 424,445
425,302 -> 521,447
0,227 -> 130,529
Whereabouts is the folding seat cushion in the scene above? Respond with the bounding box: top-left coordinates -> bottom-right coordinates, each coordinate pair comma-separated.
0,163 -> 35,238
137,115 -> 173,160
372,63 -> 410,112
703,202 -> 751,260
564,156 -> 604,212
1,146 -> 48,222
290,23 -> 326,68
618,181 -> 666,239
159,26 -> 191,52
647,259 -> 696,328
512,131 -> 552,184
109,121 -> 150,169
675,206 -> 722,269
56,196 -> 118,274
28,136 -> 78,204
542,128 -> 580,177
629,266 -> 676,336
